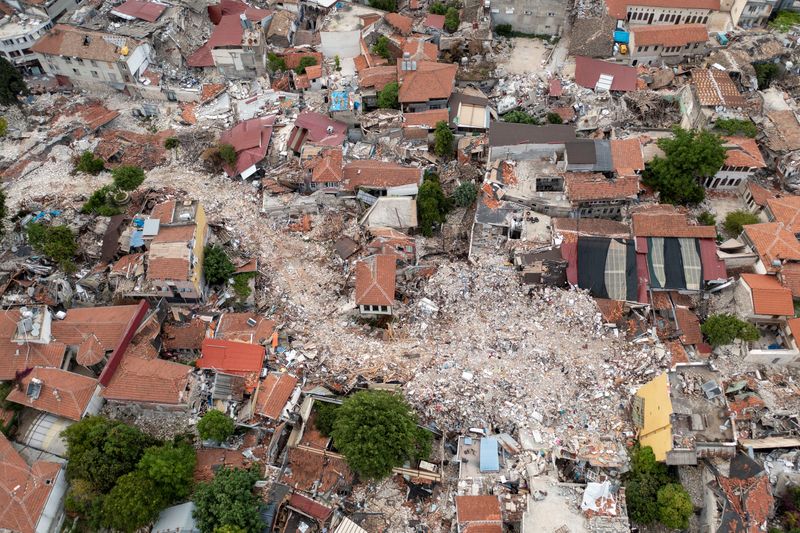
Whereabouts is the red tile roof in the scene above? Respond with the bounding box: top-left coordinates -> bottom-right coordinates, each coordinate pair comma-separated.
455,495 -> 502,524
0,433 -> 61,533
6,367 -> 97,421
724,137 -> 766,169
147,257 -> 190,281
674,306 -> 703,345
402,37 -> 439,61
741,273 -> 795,316
398,61 -> 457,103
632,206 -> 716,238
779,262 -> 800,297
605,0 -> 719,19
743,223 -> 800,271
575,56 -> 637,92
425,13 -> 445,29
287,492 -> 333,522
150,200 -> 175,224
355,255 -> 396,306
630,23 -> 707,47
111,0 -> 166,22
311,147 -> 343,183
692,69 -> 746,107
215,313 -> 275,344
31,24 -> 144,63
75,333 -> 106,367
747,182 -> 775,208
610,138 -> 644,174
103,355 -> 193,405
358,65 -> 397,90
198,338 -> 264,373
163,319 -> 207,351
385,12 -> 413,35
187,15 -> 246,67
219,116 -> 276,177
255,372 -> 298,419
565,173 -> 640,202
549,78 -> 563,97
153,224 -> 196,244
281,50 -> 323,70
342,160 -> 422,191
404,109 -> 449,128
766,196 -> 800,231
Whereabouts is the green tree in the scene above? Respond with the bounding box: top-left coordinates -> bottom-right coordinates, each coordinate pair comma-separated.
102,471 -> 165,532
165,137 -> 180,149
625,444 -> 672,525
197,409 -> 235,442
215,526 -> 248,533
61,416 -> 156,493
502,109 -> 539,124
429,1 -> 447,14
75,151 -> 105,175
82,186 -> 122,216
0,116 -> 7,137
64,479 -> 105,530
697,211 -> 716,226
546,111 -> 563,124
494,23 -> 513,37
112,165 -> 146,191
294,56 -> 318,75
657,483 -> 694,530
0,57 -> 28,105
642,127 -> 725,205
433,120 -> 453,157
218,143 -> 237,167
770,10 -> 800,31
26,223 -> 78,273
452,181 -> 478,207
193,467 -> 264,533
702,313 -> 760,347
377,81 -> 399,109
714,118 -> 757,138
369,0 -> 397,11
417,173 -> 450,237
313,401 -> 340,436
754,62 -> 780,89
331,390 -> 431,479
723,210 -> 759,235
203,245 -> 235,286
138,441 -> 196,502
334,55 -> 341,71
267,53 -> 286,72
373,35 -> 392,60
444,7 -> 459,31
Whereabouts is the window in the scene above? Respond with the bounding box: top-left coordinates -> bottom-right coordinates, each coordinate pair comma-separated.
65,57 -> 72,63
91,60 -> 97,67
547,11 -> 555,16
76,58 -> 84,64
524,10 -> 532,14
91,70 -> 98,78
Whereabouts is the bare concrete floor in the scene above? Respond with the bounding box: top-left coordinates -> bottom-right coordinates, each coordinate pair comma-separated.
502,38 -> 549,76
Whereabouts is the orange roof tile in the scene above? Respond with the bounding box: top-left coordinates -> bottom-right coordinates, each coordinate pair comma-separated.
675,306 -> 703,345
723,137 -> 766,169
604,0 -> 719,19
198,338 -> 264,373
150,200 -> 176,224
404,109 -> 449,128
788,316 -> 800,340
75,334 -> 106,367
103,355 -> 192,405
455,495 -> 502,524
146,256 -> 190,281
358,65 -> 397,90
255,372 -> 298,419
779,262 -> 800,297
6,367 -> 97,421
630,23 -> 707,47
110,253 -> 145,276
741,273 -> 795,315
566,173 -> 640,202
194,447 -> 248,482
305,64 -> 323,80
355,255 -> 396,306
0,433 -> 61,533
311,147 -> 343,183
610,138 -> 644,173
281,50 -> 323,70
385,12 -> 413,35
31,24 -> 144,62
153,224 -> 196,243
163,319 -> 207,351
632,205 -> 717,238
766,196 -> 800,231
342,160 -> 422,190
691,69 -> 745,107
747,182 -> 775,208
743,223 -> 800,271
215,313 -> 275,344
398,61 -> 457,104
52,305 -> 140,346
425,13 -> 445,29
402,37 -> 438,61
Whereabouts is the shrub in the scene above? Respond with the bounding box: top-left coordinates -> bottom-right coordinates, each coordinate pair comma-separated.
429,1 -> 447,14
267,52 -> 286,72
81,186 -> 122,216
702,313 -> 760,347
373,35 -> 391,60
433,120 -> 454,157
112,165 -> 146,191
232,272 -> 256,301
218,143 -> 237,167
417,172 -> 450,236
75,151 -> 105,175
714,118 -> 757,138
546,111 -> 563,124
203,244 -> 235,286
657,483 -> 694,530
334,55 -> 341,71
164,137 -> 179,149
294,56 -> 318,75
377,81 -> 399,109
697,211 -> 716,226
27,223 -> 78,272
723,210 -> 758,236
452,182 -> 478,207
444,7 -> 459,31
495,23 -> 513,37
754,62 -> 780,89
0,116 -> 7,137
193,467 -> 263,532
502,109 -> 539,124
0,57 -> 29,105
197,409 -> 235,443
368,0 -> 397,11
770,10 -> 800,31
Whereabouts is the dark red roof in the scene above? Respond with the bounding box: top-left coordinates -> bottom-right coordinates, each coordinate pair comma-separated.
574,56 -> 637,92
294,112 -> 347,146
112,0 -> 166,22
287,493 -> 333,522
187,15 -> 243,67
425,13 -> 445,29
218,116 -> 275,176
549,78 -> 562,97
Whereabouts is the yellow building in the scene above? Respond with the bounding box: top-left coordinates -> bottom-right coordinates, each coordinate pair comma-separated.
632,372 -> 673,462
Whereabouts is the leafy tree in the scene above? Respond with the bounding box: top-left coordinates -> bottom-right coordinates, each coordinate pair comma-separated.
193,467 -> 264,533
232,272 -> 256,301
494,23 -> 513,37
546,111 -> 563,124
417,173 -> 450,237
657,483 -> 694,530
331,390 -> 431,479
452,182 -> 478,207
112,165 -> 146,191
138,441 -> 196,502
165,137 -> 180,149
433,120 -> 453,157
697,211 -> 716,226
373,35 -> 392,60
714,118 -> 757,138
61,416 -> 156,493
754,62 -> 781,89
218,143 -> 237,167
102,471 -> 165,532
215,526 -> 248,533
313,401 -> 340,436
723,210 -> 759,236
334,55 -> 341,71
64,479 -> 105,530
197,409 -> 235,442
369,0 -> 397,11
0,116 -> 7,137
702,313 -> 760,347
27,223 -> 78,273
203,245 -> 236,286
0,57 -> 28,105
642,127 -> 725,205
267,53 -> 287,72
444,7 -> 459,31
770,10 -> 800,31
429,1 -> 447,14
75,151 -> 105,175
82,186 -> 122,216
625,444 -> 672,525
502,109 -> 539,124
294,56 -> 318,75
377,81 -> 399,109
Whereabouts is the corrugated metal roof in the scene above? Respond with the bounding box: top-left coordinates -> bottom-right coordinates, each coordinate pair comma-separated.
479,437 -> 499,472
334,517 -> 368,533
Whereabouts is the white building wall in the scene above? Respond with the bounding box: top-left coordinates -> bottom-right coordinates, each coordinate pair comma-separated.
624,5 -> 712,24
35,467 -> 67,533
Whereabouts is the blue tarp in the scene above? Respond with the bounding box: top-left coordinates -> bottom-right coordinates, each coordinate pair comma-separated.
130,230 -> 144,248
614,31 -> 629,44
31,210 -> 61,223
479,437 -> 500,472
330,91 -> 350,112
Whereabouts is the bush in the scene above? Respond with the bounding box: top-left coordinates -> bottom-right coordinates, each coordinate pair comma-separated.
452,182 -> 478,207
232,272 -> 256,301
714,118 -> 757,138
0,117 -> 7,137
75,151 -> 105,175
444,7 -> 459,31
164,137 -> 179,149
82,186 -> 122,216
331,391 -> 431,479
657,483 -> 694,530
267,52 -> 286,72
624,444 -> 672,525
697,211 -> 716,226
546,111 -> 563,124
334,55 -> 341,71
723,210 -> 758,235
502,109 -> 539,124
373,35 -> 392,60
27,223 -> 78,273
429,1 -> 447,14
754,62 -> 780,89
417,172 -> 450,237
433,120 -> 454,157
377,81 -> 399,109
0,57 -> 29,105
203,245 -> 235,286
368,0 -> 397,11
218,143 -> 237,167
197,409 -> 234,442
313,401 -> 340,436
112,165 -> 146,191
102,471 -> 165,532
702,313 -> 760,347
495,23 -> 513,37
193,467 -> 264,533
294,56 -> 318,75
770,10 -> 800,31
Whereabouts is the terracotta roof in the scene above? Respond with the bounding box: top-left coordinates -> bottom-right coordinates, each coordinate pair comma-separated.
111,0 -> 166,22
0,433 -> 61,533
75,334 -> 106,367
194,447 -> 247,482
254,372 -> 298,419
565,173 -> 640,202
197,338 -> 264,373
747,182 -> 775,208
103,355 -> 192,405
674,306 -> 703,345
632,206 -> 716,238
287,492 -> 333,522
187,14 -> 246,67
397,61 -> 457,103
595,298 -> 625,323
147,257 -> 190,281
153,224 -> 196,243
741,273 -> 795,316
311,147 -> 343,183
163,319 -> 207,351
723,137 -> 766,169
575,56 -> 637,92
766,196 -> 800,230
404,109 -> 449,128
402,37 -> 438,61
716,454 -> 773,533
610,138 -> 644,174
343,160 -> 422,191
31,24 -> 143,62
605,0 -> 719,19
215,313 -> 275,344
293,112 -> 347,146
150,200 -> 175,224
691,69 -> 745,107
280,446 -> 354,493
455,495 -> 502,524
743,223 -> 800,271
6,367 -> 97,421
552,218 -> 631,242
779,262 -> 800,297
110,253 -> 145,276
358,65 -> 397,90
425,13 -> 445,29
385,12 -> 413,34
281,50 -> 323,70
305,64 -> 323,80
355,255 -> 396,306
630,23 -> 707,47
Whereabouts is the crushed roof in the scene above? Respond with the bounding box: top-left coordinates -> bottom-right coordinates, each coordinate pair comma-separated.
255,372 -> 298,419
716,453 -> 773,533
674,306 -> 703,345
219,116 -> 275,176
565,173 -> 640,202
766,196 -> 800,231
723,137 -> 766,169
488,122 -> 576,147
311,147 -> 343,183
288,492 -> 333,522
280,446 -> 354,494
691,69 -> 745,107
779,262 -> 800,297
355,255 -> 397,306
741,273 -> 795,315
163,319 -> 207,351
747,182 -> 775,208
111,0 -> 166,22
342,160 -> 422,190
31,24 -> 143,62
293,112 -> 347,145
6,367 -> 97,421
630,23 -> 707,47
575,56 -> 637,92
358,66 -> 397,91
397,61 -> 457,103
215,313 -> 275,344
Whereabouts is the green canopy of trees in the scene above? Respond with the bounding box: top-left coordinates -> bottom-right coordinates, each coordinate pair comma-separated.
642,127 -> 725,205
754,62 -> 780,89
429,1 -> 447,14
444,7 -> 459,31
625,444 -> 693,528
112,165 -> 146,191
193,467 -> 264,533
331,390 -> 431,479
203,245 -> 236,286
369,0 -> 397,11
546,111 -> 563,124
377,81 -> 399,109
723,210 -> 759,236
75,151 -> 105,175
451,182 -> 478,207
0,57 -> 28,105
373,35 -> 392,60
502,109 -> 539,124
433,121 -> 453,157
197,409 -> 235,442
701,313 -> 760,347
26,223 -> 78,273
313,401 -> 340,436
417,173 -> 450,237
714,118 -> 757,138
267,53 -> 287,72
102,472 -> 166,532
